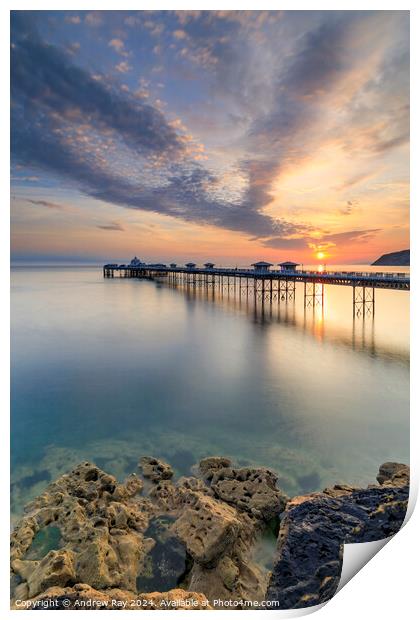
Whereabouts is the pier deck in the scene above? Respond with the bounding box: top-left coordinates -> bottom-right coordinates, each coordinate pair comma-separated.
103,264 -> 409,316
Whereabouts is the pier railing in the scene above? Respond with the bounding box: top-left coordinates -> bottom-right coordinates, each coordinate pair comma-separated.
103,263 -> 410,317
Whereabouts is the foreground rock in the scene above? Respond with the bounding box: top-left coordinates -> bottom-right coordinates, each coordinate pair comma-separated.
209,465 -> 288,521
172,491 -> 241,566
139,457 -> 174,482
11,456 -> 288,609
198,457 -> 232,480
376,461 -> 409,487
11,462 -> 151,597
10,457 -> 409,611
266,463 -> 409,609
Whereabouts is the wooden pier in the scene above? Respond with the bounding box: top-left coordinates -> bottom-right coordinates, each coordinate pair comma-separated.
103,263 -> 410,317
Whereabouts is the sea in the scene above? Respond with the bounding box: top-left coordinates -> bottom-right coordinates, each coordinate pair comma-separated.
11,264 -> 409,521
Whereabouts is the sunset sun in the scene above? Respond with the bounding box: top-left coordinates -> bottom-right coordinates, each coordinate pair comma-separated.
316,251 -> 326,260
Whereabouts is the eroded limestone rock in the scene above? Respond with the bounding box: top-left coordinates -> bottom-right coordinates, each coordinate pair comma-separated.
171,491 -> 241,566
12,456 -> 406,611
11,457 -> 275,609
139,457 -> 174,482
15,549 -> 76,598
376,461 -> 410,487
198,457 -> 232,481
11,462 -> 149,595
210,466 -> 289,521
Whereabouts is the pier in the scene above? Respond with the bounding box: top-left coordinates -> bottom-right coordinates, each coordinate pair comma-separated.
103,261 -> 410,317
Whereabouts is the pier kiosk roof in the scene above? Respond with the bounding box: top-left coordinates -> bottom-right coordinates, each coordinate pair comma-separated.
204,262 -> 215,268
185,262 -> 197,269
251,261 -> 273,272
279,261 -> 299,272
170,263 -> 177,268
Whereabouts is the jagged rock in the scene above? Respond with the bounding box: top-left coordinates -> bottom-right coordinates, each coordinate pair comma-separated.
198,457 -> 232,481
177,476 -> 210,493
139,457 -> 174,482
11,462 -> 150,594
11,458 -> 267,608
171,491 -> 241,566
376,462 -> 410,487
188,554 -> 266,606
22,549 -> 76,598
12,456 -> 408,611
218,556 -> 239,590
113,473 -> 143,500
210,467 -> 289,521
148,480 -> 185,512
266,464 -> 409,609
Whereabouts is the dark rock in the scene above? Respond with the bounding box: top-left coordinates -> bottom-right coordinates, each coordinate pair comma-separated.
13,457 -> 408,611
266,464 -> 409,609
136,516 -> 189,593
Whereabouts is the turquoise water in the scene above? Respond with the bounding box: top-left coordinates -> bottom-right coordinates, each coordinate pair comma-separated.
11,266 -> 409,518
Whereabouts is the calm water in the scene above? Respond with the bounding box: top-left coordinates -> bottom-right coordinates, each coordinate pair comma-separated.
11,266 -> 409,518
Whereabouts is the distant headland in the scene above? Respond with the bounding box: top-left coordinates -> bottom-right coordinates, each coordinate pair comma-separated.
372,249 -> 410,266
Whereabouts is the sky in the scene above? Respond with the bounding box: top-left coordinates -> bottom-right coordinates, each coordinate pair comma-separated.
11,10 -> 409,265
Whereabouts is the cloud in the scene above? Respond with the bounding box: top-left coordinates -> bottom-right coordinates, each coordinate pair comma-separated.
173,29 -> 187,40
11,15 -> 183,157
10,14 -> 296,240
97,221 -> 124,231
124,15 -> 140,27
10,12 -> 408,247
26,199 -> 63,209
115,61 -> 132,73
339,200 -> 356,216
109,38 -> 124,52
335,171 -> 378,191
176,11 -> 408,220
109,38 -> 130,58
261,237 -> 309,250
66,42 -> 80,56
240,14 -> 374,210
319,229 -> 381,244
264,228 -> 381,250
65,15 -> 81,25
85,12 -> 103,27
11,175 -> 39,182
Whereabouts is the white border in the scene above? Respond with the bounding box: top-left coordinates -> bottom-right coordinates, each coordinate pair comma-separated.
2,2 -> 417,618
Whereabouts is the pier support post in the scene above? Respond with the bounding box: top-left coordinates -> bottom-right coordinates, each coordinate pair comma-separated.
353,285 -> 375,317
304,281 -> 324,307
